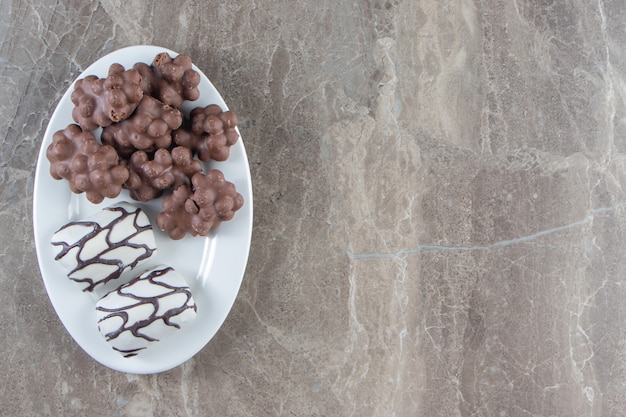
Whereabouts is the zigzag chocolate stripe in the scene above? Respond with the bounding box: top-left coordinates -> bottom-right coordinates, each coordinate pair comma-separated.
96,266 -> 197,357
51,204 -> 156,292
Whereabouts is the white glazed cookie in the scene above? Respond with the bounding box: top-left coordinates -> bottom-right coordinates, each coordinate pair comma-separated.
50,202 -> 157,292
95,265 -> 198,357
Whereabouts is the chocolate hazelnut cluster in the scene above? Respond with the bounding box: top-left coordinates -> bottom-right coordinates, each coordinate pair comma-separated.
71,63 -> 144,131
46,124 -> 129,204
157,170 -> 244,240
125,146 -> 203,202
46,52 -> 243,239
133,53 -> 200,108
173,104 -> 239,162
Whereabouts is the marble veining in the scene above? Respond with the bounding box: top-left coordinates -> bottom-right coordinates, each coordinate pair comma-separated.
2,0 -> 626,416
348,199 -> 626,259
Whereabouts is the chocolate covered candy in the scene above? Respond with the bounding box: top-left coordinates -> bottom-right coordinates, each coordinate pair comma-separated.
173,104 -> 239,162
51,203 -> 157,292
46,124 -> 129,204
71,63 -> 144,131
95,265 -> 197,357
124,146 -> 203,202
133,52 -> 200,108
157,170 -> 244,240
101,95 -> 183,156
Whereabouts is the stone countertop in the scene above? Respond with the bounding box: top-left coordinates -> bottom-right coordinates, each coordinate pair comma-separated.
2,1 -> 626,416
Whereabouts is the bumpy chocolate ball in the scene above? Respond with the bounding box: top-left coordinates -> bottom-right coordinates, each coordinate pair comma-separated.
71,63 -> 143,131
133,52 -> 200,108
101,95 -> 183,156
156,170 -> 243,239
125,147 -> 202,202
173,104 -> 239,162
46,124 -> 129,204
123,151 -> 164,202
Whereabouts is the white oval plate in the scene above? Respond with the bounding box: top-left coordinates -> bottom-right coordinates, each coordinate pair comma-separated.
33,45 -> 253,374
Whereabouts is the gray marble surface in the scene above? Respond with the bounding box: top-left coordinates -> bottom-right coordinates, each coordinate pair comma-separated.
2,1 -> 626,416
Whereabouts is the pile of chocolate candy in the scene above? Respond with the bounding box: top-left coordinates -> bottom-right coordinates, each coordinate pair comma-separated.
46,52 -> 243,239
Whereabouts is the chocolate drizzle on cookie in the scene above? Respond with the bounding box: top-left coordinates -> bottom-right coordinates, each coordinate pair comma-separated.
96,266 -> 197,357
51,205 -> 156,292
